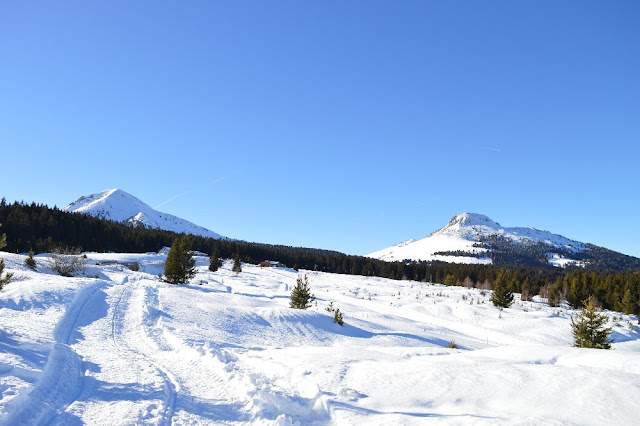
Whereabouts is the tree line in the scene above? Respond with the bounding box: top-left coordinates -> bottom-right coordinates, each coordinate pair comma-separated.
1,199 -> 639,315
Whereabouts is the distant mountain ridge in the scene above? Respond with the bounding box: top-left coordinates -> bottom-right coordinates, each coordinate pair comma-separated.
64,189 -> 227,240
367,213 -> 640,270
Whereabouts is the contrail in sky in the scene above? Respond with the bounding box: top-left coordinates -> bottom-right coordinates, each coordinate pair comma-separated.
155,177 -> 225,209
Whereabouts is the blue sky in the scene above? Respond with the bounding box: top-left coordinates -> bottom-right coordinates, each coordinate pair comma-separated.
1,1 -> 639,257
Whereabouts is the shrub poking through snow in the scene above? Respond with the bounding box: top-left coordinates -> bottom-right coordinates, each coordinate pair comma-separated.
290,275 -> 315,309
25,250 -> 37,270
163,236 -> 196,284
232,254 -> 242,273
447,340 -> 459,349
571,295 -> 613,349
49,245 -> 86,277
334,308 -> 344,326
326,301 -> 335,313
490,271 -> 513,308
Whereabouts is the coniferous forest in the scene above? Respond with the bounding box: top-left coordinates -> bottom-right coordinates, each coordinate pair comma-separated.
1,199 -> 639,315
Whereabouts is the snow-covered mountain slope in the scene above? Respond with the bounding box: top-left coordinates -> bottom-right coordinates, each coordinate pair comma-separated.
367,212 -> 587,265
64,189 -> 227,239
0,251 -> 638,424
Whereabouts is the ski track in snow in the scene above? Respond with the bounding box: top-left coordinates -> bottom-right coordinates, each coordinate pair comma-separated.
1,279 -> 109,425
110,275 -> 178,425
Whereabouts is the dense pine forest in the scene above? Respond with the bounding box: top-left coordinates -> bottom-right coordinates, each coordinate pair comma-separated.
435,235 -> 640,270
1,199 -> 639,315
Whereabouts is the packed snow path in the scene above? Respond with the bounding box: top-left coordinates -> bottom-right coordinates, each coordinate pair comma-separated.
1,251 -> 639,425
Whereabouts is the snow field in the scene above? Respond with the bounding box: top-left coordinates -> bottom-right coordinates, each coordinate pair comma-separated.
1,251 -> 639,424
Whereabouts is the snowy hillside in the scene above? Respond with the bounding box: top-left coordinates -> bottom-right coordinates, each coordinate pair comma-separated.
64,189 -> 227,239
1,251 -> 639,424
367,212 -> 588,266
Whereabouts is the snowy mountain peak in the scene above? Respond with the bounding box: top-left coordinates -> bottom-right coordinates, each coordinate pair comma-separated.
448,213 -> 499,228
367,212 -> 589,267
428,212 -> 502,240
64,189 -> 227,240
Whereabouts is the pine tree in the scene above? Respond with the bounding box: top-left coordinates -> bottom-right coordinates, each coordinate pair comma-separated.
0,224 -> 13,290
620,287 -> 634,315
209,248 -> 221,272
333,308 -> 344,326
520,277 -> 531,301
571,295 -> 613,349
290,274 -> 316,309
25,249 -> 37,270
163,235 -> 196,284
490,271 -> 514,308
232,254 -> 242,273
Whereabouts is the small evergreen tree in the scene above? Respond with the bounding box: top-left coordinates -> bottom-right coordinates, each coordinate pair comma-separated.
163,236 -> 196,284
0,224 -> 12,289
620,287 -> 634,315
25,250 -> 37,270
232,254 -> 242,273
571,295 -> 613,349
490,271 -> 514,308
209,248 -> 221,272
333,308 -> 344,326
0,260 -> 12,290
290,274 -> 316,309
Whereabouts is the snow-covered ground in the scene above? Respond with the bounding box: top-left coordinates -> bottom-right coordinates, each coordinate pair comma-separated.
1,251 -> 639,425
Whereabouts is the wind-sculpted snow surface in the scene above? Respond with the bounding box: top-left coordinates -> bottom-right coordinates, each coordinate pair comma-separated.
1,251 -> 639,424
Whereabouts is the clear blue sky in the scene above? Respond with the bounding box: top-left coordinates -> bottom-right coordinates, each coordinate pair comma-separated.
1,1 -> 639,257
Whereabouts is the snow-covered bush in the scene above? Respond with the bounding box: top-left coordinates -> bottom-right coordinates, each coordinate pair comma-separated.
49,246 -> 86,277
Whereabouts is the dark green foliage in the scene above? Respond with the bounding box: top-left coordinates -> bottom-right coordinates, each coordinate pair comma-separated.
0,224 -> 12,289
1,200 -> 639,315
490,271 -> 514,308
232,254 -> 242,273
25,250 -> 37,270
163,236 -> 196,284
290,275 -> 315,309
209,248 -> 221,272
333,308 -> 344,326
0,224 -> 5,250
326,301 -> 335,313
0,259 -> 12,290
620,288 -> 635,315
520,277 -> 531,301
571,296 -> 613,349
547,277 -> 564,307
447,340 -> 459,349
